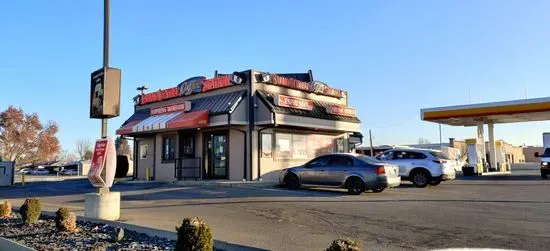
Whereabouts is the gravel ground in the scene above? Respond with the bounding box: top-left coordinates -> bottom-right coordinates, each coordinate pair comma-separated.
0,214 -> 175,251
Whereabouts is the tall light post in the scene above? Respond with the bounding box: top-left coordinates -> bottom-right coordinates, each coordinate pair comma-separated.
85,0 -> 121,220
101,0 -> 110,139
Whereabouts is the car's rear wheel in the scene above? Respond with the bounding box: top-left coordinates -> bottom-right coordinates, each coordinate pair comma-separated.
284,173 -> 300,189
411,170 -> 430,188
346,177 -> 365,195
542,172 -> 548,179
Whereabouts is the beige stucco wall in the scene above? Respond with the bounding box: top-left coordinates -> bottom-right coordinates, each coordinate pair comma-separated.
229,127 -> 246,180
136,137 -> 154,180
523,146 -> 543,162
155,133 -> 178,181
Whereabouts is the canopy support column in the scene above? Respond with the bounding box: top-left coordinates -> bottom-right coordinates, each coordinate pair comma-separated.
477,122 -> 486,173
488,122 -> 497,171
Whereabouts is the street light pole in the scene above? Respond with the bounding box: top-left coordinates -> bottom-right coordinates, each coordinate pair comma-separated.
101,0 -> 110,139
99,0 -> 110,194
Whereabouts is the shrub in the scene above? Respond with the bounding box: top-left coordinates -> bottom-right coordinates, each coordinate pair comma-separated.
55,207 -> 77,232
326,237 -> 361,251
0,201 -> 12,218
175,217 -> 213,251
20,198 -> 41,224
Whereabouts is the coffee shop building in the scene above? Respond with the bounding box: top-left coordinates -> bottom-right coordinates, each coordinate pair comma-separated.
116,69 -> 363,181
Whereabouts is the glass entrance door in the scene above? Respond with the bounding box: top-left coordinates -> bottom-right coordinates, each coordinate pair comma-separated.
204,133 -> 228,179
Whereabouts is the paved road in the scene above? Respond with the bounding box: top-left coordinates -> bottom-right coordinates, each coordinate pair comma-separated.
1,170 -> 550,251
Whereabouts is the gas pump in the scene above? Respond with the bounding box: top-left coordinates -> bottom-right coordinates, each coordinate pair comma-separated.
494,141 -> 510,172
465,138 -> 485,175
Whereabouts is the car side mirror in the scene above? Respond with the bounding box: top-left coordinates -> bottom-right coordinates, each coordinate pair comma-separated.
535,152 -> 540,158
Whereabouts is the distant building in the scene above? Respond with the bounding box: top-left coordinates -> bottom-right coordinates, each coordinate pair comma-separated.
358,138 -> 525,164
523,146 -> 543,163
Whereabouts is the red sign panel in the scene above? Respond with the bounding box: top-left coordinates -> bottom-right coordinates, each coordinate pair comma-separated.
150,101 -> 191,116
141,87 -> 179,105
88,137 -> 116,188
326,105 -> 356,117
275,95 -> 314,111
202,75 -> 232,92
271,74 -> 310,91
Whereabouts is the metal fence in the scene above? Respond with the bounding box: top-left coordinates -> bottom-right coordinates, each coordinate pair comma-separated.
175,157 -> 202,180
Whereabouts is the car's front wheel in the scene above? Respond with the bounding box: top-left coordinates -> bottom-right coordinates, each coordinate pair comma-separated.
411,170 -> 430,188
284,173 -> 300,189
542,172 -> 548,179
346,177 -> 365,195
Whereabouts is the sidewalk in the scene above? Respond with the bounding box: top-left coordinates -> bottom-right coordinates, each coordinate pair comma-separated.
117,178 -> 278,189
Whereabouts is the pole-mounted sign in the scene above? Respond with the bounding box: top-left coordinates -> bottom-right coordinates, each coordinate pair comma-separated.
90,67 -> 122,119
88,137 -> 117,188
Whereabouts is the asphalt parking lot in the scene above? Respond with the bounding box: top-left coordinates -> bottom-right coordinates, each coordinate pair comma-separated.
1,168 -> 550,251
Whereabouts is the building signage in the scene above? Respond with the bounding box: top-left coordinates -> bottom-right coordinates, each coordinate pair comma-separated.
326,105 -> 356,117
90,67 -> 122,118
138,73 -> 246,105
140,87 -> 179,105
259,73 -> 346,98
150,101 -> 192,115
275,94 -> 314,111
178,76 -> 206,96
271,74 -> 310,91
88,137 -> 117,188
202,75 -> 231,92
309,81 -> 346,98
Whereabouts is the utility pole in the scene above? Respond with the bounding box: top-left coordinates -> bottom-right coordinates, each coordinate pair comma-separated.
369,129 -> 374,156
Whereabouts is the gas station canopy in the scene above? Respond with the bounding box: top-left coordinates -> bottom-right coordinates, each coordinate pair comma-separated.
421,97 -> 550,126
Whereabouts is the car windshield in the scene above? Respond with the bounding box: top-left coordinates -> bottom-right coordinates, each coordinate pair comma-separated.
358,155 -> 384,165
541,148 -> 550,157
429,151 -> 449,160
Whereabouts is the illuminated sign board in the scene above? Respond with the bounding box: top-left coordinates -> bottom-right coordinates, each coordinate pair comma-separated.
150,101 -> 192,115
326,105 -> 356,117
275,94 -> 314,111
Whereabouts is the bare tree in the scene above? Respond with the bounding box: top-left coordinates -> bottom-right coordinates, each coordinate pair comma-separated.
115,136 -> 132,160
59,150 -> 78,163
417,137 -> 431,144
0,106 -> 60,164
75,139 -> 93,160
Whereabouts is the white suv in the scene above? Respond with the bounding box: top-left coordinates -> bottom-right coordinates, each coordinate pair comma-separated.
376,148 -> 456,188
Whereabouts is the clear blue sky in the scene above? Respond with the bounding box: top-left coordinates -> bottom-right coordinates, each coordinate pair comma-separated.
1,1 -> 550,153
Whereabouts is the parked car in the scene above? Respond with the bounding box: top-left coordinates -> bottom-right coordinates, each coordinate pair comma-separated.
30,169 -> 50,175
19,168 -> 32,174
60,169 -> 78,175
279,153 -> 400,195
376,148 -> 456,188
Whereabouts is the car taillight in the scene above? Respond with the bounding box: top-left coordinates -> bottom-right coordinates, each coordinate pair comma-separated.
432,160 -> 446,164
375,166 -> 385,174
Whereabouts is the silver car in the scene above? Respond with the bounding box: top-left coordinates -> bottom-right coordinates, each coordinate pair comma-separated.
279,153 -> 401,195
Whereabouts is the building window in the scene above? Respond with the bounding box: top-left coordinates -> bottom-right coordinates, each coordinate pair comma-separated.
261,133 -> 272,158
140,145 -> 148,159
162,136 -> 176,162
181,136 -> 194,156
274,132 -> 337,159
275,133 -> 292,158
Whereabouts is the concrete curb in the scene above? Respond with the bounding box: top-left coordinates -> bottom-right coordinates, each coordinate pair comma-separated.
0,237 -> 35,251
173,180 -> 278,189
40,211 -> 266,251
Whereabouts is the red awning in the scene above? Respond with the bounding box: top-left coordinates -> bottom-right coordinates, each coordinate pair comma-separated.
167,110 -> 209,129
116,120 -> 141,135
